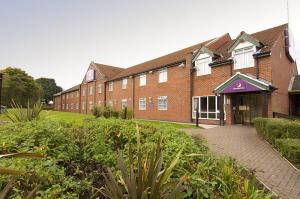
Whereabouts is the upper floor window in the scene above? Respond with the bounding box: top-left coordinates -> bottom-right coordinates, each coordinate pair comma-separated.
98,84 -> 103,93
195,54 -> 211,76
82,88 -> 86,96
158,68 -> 167,83
140,74 -> 146,86
108,82 -> 113,91
122,78 -> 128,89
233,42 -> 256,69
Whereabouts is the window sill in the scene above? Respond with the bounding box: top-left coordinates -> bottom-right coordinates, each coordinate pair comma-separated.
233,66 -> 255,70
158,109 -> 168,111
196,73 -> 212,77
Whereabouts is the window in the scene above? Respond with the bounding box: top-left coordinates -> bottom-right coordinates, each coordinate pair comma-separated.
62,104 -> 65,110
122,78 -> 128,89
108,100 -> 113,107
76,103 -> 79,110
121,99 -> 128,109
158,68 -> 167,83
140,74 -> 146,86
233,44 -> 255,69
158,96 -> 168,110
82,102 -> 85,110
139,98 -> 146,110
66,104 -> 69,109
89,101 -> 93,110
70,103 -> 73,110
66,94 -> 69,99
108,82 -> 113,91
192,96 -> 220,119
98,84 -> 103,93
82,88 -> 86,96
89,86 -> 93,95
195,56 -> 211,76
76,91 -> 79,97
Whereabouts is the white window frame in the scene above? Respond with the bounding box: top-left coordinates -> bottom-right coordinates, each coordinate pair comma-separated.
89,101 -> 93,110
158,96 -> 168,110
139,74 -> 146,86
108,82 -> 113,91
122,78 -> 128,89
121,99 -> 128,109
233,44 -> 256,70
108,100 -> 113,107
76,103 -> 79,110
192,96 -> 224,120
82,88 -> 86,96
82,102 -> 85,110
98,84 -> 103,93
158,68 -> 168,83
139,98 -> 146,110
195,55 -> 211,76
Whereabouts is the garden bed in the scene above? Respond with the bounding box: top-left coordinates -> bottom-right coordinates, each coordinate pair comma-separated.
0,117 -> 272,198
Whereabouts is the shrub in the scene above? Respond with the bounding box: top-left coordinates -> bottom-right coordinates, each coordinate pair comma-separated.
275,139 -> 300,164
4,99 -> 43,122
91,105 -> 102,118
119,108 -> 134,119
253,118 -> 300,143
0,118 -> 271,198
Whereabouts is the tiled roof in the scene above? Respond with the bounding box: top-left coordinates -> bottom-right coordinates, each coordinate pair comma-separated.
212,24 -> 288,64
62,84 -> 80,93
110,39 -> 215,80
290,75 -> 300,92
93,63 -> 125,79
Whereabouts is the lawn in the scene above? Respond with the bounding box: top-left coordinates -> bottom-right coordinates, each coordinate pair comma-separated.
41,110 -> 93,124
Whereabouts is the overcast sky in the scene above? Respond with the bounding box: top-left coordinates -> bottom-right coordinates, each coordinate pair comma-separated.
0,0 -> 299,89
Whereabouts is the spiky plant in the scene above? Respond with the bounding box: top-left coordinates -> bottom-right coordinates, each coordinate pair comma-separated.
4,99 -> 42,122
101,125 -> 187,199
0,152 -> 45,199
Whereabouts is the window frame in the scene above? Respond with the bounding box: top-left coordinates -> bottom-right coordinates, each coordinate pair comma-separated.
139,98 -> 147,110
157,96 -> 168,110
158,68 -> 168,83
192,95 -> 223,120
108,82 -> 114,91
232,45 -> 256,70
89,86 -> 93,95
121,99 -> 128,109
122,78 -> 128,89
139,74 -> 146,86
195,56 -> 212,76
98,84 -> 103,93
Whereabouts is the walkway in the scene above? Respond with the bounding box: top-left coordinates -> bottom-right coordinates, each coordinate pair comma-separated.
184,126 -> 300,199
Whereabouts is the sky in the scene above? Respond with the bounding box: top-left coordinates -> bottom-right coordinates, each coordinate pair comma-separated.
0,0 -> 299,89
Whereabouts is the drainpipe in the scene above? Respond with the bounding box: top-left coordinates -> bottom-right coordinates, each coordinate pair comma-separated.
79,84 -> 82,113
187,53 -> 193,123
104,82 -> 107,107
255,57 -> 260,79
132,76 -> 135,117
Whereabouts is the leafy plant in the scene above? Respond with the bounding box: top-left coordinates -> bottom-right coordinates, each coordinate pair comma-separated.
92,105 -> 102,118
4,99 -> 42,122
101,125 -> 186,198
0,152 -> 45,199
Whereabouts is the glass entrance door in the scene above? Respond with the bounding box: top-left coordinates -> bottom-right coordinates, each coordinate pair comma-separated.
232,93 -> 262,125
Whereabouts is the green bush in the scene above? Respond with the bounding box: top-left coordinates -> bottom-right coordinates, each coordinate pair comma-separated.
119,108 -> 134,119
91,105 -> 102,118
275,139 -> 300,164
0,118 -> 271,198
253,118 -> 300,143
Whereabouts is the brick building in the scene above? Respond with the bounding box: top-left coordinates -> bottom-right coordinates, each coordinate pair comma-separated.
53,24 -> 298,125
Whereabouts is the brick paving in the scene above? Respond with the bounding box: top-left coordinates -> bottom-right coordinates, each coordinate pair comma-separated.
184,125 -> 300,199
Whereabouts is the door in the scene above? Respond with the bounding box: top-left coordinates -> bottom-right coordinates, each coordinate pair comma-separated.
232,93 -> 262,125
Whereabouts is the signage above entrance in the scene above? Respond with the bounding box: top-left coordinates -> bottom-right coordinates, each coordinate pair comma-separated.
222,79 -> 261,94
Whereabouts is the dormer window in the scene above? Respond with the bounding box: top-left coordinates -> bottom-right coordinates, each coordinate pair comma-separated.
232,42 -> 256,69
195,53 -> 211,76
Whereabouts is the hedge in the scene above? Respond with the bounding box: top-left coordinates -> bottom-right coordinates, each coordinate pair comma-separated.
253,118 -> 300,143
275,139 -> 300,164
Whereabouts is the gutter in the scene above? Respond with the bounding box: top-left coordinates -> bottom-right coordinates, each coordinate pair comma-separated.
210,59 -> 233,67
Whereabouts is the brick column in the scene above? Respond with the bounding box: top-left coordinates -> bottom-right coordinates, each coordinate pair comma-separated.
186,53 -> 193,122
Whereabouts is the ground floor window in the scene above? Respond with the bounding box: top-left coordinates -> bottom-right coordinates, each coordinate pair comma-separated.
192,96 -> 220,119
158,96 -> 168,110
89,101 -> 93,110
82,102 -> 85,110
108,100 -> 113,107
121,99 -> 128,109
139,98 -> 146,110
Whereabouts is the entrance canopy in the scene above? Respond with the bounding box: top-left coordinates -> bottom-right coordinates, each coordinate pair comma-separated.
214,72 -> 274,94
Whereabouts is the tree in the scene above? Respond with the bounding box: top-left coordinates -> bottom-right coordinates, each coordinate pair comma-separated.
1,67 -> 41,107
35,78 -> 62,104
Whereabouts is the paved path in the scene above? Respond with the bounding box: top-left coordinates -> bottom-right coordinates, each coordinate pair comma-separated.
184,126 -> 300,199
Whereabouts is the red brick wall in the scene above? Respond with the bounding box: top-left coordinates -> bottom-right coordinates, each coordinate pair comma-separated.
270,32 -> 298,115
133,55 -> 192,123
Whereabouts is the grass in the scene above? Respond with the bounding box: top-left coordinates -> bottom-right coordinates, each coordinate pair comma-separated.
1,110 -> 198,129
41,110 -> 93,124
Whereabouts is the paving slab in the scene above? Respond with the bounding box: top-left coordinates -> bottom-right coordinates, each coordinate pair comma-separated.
184,125 -> 300,199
